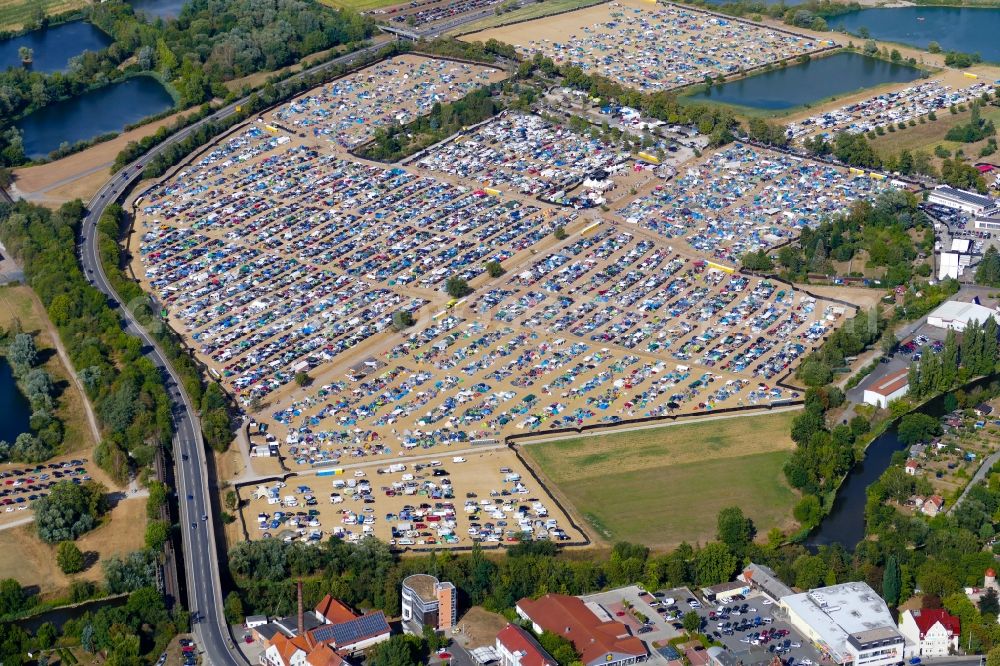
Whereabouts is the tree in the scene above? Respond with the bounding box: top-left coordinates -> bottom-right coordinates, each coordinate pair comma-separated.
0,578 -> 24,615
224,591 -> 244,624
883,555 -> 901,607
897,413 -> 942,446
741,250 -> 773,272
392,310 -> 414,331
793,495 -> 823,528
987,646 -> 1000,666
369,634 -> 422,666
57,541 -> 85,574
34,481 -> 106,543
294,371 -> 311,387
445,276 -> 472,298
695,542 -> 738,585
145,519 -> 171,551
716,506 -> 754,558
17,46 -> 32,64
553,226 -> 568,240
537,631 -> 580,664
980,587 -> 1000,618
6,332 -> 36,372
485,260 -> 505,278
683,610 -> 702,633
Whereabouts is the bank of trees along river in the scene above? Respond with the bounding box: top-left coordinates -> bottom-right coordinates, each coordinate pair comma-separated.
0,0 -> 374,165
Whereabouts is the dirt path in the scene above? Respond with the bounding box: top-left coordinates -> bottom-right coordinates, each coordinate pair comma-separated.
24,289 -> 102,446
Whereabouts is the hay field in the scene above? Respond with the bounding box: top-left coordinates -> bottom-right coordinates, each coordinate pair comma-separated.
522,410 -> 800,547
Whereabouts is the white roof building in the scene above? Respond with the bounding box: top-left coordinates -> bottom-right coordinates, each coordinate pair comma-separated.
926,300 -> 1000,332
780,582 -> 904,666
928,185 -> 997,215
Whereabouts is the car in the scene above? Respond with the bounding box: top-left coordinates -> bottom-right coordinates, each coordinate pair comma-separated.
187,494 -> 194,500
202,513 -> 208,521
615,610 -> 626,617
181,453 -> 189,461
190,522 -> 196,530
909,659 -> 921,665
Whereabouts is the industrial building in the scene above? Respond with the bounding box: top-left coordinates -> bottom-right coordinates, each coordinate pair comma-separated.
926,300 -> 1000,332
928,185 -> 998,215
862,368 -> 909,409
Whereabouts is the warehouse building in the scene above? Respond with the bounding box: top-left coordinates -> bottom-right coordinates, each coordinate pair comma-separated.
927,300 -> 1000,332
862,368 -> 909,409
928,185 -> 998,215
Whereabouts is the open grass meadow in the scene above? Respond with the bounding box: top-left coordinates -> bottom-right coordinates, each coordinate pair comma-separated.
453,0 -> 608,35
523,410 -> 801,547
317,0 -> 405,12
871,104 -> 1000,169
0,0 -> 87,32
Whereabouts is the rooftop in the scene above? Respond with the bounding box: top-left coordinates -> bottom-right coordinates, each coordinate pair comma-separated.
780,582 -> 900,663
517,594 -> 647,664
496,624 -> 557,666
867,368 -> 909,397
403,574 -> 441,603
932,185 -> 996,207
928,300 -> 998,325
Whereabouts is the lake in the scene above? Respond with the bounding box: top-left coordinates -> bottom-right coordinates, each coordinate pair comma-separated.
0,357 -> 31,443
827,7 -> 1000,64
0,21 -> 112,73
16,76 -> 175,159
129,0 -> 188,19
687,51 -> 923,110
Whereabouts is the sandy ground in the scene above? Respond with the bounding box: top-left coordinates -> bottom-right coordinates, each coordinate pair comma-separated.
236,446 -> 586,549
451,606 -> 509,648
10,109 -> 191,207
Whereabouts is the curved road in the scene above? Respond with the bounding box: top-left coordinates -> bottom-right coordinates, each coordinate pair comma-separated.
74,13 -> 503,663
77,40 -> 396,666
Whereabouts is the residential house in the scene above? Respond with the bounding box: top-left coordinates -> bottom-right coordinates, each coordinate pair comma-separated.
905,460 -> 920,476
899,609 -> 960,657
922,495 -> 945,517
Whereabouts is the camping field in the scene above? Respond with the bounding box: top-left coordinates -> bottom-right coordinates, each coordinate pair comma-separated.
522,410 -> 801,548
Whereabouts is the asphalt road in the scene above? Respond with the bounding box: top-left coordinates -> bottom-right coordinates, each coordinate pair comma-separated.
76,39 -> 398,666
71,12 -> 508,664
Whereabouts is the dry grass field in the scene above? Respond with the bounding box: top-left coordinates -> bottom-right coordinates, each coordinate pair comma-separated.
522,410 -> 801,547
0,0 -> 87,32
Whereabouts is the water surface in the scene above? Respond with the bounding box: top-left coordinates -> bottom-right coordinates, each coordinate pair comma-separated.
0,358 -> 31,443
828,6 -> 1000,64
0,21 -> 112,73
688,51 -> 923,110
16,76 -> 174,159
129,0 -> 188,20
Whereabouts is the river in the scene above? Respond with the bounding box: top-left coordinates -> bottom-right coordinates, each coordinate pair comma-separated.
687,51 -> 923,111
16,76 -> 175,159
0,21 -> 112,73
806,388 -> 958,551
0,357 -> 31,443
827,7 -> 1000,64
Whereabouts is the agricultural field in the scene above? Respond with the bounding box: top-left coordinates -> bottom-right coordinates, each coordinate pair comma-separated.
0,0 -> 86,32
522,410 -> 800,546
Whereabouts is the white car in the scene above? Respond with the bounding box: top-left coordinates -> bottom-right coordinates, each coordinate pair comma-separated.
452,457 -> 466,463
354,470 -> 366,477
762,599 -> 774,605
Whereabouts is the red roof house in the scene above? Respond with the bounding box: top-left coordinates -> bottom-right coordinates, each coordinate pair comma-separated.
495,624 -> 557,666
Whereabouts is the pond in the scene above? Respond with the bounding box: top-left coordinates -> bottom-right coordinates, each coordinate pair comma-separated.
129,0 -> 188,20
0,21 -> 112,73
687,51 -> 923,110
0,357 -> 31,443
16,76 -> 175,159
827,7 -> 1000,64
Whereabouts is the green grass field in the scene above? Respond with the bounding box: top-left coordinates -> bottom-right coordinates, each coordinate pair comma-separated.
523,411 -> 800,547
454,0 -> 607,36
0,0 -> 87,32
317,0 -> 404,12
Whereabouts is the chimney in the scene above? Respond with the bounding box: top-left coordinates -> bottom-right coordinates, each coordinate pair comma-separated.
297,581 -> 304,636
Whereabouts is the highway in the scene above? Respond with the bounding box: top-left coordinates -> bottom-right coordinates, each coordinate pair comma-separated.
72,13 -> 501,665
76,39 -> 398,666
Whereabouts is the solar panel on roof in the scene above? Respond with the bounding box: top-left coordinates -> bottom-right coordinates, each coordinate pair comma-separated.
316,613 -> 389,647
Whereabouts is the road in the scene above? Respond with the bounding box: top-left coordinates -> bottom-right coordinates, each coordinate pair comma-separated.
76,39 -> 398,666
71,11 -> 509,663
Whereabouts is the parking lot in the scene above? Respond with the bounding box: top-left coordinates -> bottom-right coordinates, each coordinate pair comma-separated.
464,0 -> 828,93
0,455 -> 93,525
656,589 -> 825,666
237,446 -> 584,548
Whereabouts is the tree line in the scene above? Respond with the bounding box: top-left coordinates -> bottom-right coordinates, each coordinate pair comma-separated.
0,330 -> 63,462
